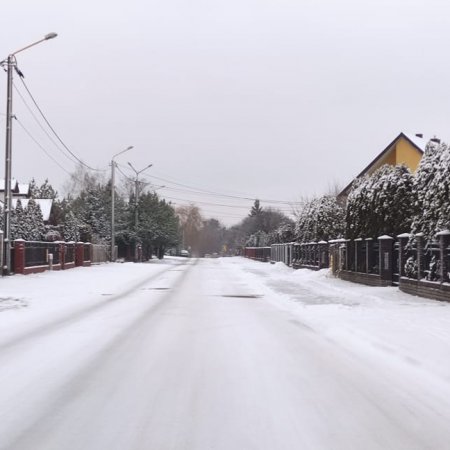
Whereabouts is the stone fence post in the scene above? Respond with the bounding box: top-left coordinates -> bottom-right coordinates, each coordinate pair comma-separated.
415,233 -> 425,280
397,233 -> 410,278
437,230 -> 450,283
365,238 -> 373,274
58,241 -> 65,270
318,241 -> 328,269
378,235 -> 394,284
354,238 -> 363,272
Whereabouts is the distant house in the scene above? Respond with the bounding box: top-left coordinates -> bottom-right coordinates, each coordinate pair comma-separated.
0,179 -> 20,203
11,198 -> 53,223
0,179 -> 53,223
17,183 -> 31,199
337,132 -> 425,203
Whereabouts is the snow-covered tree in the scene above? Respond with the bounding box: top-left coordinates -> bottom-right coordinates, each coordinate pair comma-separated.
26,199 -> 46,240
295,195 -> 345,242
10,200 -> 26,240
411,140 -> 450,242
246,230 -> 270,247
69,181 -> 112,243
63,210 -> 82,242
345,164 -> 415,239
30,178 -> 58,199
270,222 -> 295,244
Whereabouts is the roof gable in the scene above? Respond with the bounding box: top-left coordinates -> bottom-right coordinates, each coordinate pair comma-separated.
338,132 -> 424,198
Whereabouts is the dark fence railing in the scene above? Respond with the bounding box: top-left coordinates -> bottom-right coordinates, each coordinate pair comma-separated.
65,242 -> 76,265
24,241 -> 60,268
244,247 -> 271,262
245,231 -> 450,301
398,232 -> 450,284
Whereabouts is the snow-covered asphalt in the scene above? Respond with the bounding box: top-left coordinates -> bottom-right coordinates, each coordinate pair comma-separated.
1,257 -> 450,449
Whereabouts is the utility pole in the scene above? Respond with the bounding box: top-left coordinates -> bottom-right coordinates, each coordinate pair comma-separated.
127,162 -> 152,261
3,55 -> 13,274
110,146 -> 133,262
0,33 -> 57,274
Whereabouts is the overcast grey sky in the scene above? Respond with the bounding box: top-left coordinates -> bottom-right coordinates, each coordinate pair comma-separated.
1,0 -> 449,225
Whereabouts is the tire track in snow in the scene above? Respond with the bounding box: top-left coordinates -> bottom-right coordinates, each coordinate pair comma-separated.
1,258 -> 198,450
0,259 -> 192,353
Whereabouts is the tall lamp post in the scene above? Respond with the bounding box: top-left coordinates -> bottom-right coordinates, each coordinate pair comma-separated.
1,32 -> 57,274
110,145 -> 133,261
127,162 -> 152,261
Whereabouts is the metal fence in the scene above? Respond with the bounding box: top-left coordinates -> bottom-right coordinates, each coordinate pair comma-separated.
400,233 -> 450,283
65,242 -> 75,265
244,247 -> 271,262
24,241 -> 60,267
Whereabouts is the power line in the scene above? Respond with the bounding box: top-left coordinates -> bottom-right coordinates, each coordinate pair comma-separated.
147,172 -> 304,205
13,82 -> 80,166
159,194 -> 294,212
14,116 -> 72,175
17,74 -> 104,172
118,163 -> 300,207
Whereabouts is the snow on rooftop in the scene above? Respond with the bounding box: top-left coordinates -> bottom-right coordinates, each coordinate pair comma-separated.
11,198 -> 53,221
17,183 -> 30,195
403,133 -> 428,152
0,179 -> 18,191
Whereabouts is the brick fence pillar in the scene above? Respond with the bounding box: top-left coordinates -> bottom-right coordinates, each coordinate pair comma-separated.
75,242 -> 84,267
14,239 -> 25,274
378,235 -> 394,283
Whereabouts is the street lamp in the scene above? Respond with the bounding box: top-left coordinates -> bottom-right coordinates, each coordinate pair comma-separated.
111,145 -> 133,261
1,32 -> 57,274
127,162 -> 153,262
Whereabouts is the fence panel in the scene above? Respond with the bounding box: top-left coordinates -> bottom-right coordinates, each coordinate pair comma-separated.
91,244 -> 109,264
24,241 -> 60,268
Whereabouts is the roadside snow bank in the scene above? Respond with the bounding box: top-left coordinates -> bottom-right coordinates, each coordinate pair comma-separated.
226,258 -> 450,386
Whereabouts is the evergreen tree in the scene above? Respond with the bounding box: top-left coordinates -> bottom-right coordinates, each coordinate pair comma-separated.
296,195 -> 345,242
30,178 -> 58,199
11,200 -> 26,240
249,199 -> 263,217
69,181 -> 112,244
345,164 -> 415,239
63,210 -> 81,241
411,141 -> 450,243
26,199 -> 46,240
270,222 -> 295,244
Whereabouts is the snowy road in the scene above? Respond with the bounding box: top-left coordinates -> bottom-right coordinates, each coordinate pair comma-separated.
1,257 -> 450,449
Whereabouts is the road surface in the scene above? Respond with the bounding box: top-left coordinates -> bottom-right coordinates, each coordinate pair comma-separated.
1,257 -> 450,449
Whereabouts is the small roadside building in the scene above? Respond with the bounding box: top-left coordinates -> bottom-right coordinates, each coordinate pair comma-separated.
337,132 -> 425,203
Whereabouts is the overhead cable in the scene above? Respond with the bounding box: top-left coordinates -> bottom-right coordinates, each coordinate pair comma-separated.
17,74 -> 103,172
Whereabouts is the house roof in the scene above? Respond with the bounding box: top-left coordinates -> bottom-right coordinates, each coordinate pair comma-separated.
0,179 -> 19,192
17,183 -> 30,196
10,198 -> 53,222
338,132 -> 425,198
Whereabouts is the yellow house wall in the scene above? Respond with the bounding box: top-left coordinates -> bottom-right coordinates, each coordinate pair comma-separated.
370,150 -> 396,173
395,138 -> 422,172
